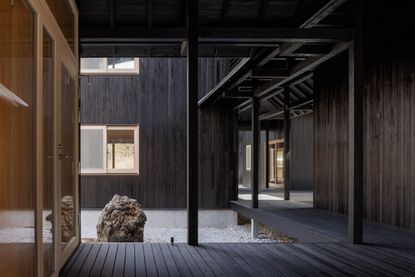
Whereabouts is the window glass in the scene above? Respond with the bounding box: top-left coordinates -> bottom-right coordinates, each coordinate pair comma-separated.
80,58 -> 139,74
80,127 -> 105,173
107,129 -> 135,170
42,28 -> 54,276
81,125 -> 139,174
246,145 -> 251,171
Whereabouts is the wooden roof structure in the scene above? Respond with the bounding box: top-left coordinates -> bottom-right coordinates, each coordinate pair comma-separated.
78,0 -> 354,120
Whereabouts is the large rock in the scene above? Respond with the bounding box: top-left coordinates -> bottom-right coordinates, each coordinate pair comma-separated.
46,195 -> 74,242
97,195 -> 147,242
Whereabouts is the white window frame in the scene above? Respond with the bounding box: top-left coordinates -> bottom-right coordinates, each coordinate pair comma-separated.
80,125 -> 139,175
246,145 -> 252,171
80,58 -> 140,75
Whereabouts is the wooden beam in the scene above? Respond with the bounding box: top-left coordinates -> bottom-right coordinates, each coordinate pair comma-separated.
283,88 -> 290,200
257,43 -> 349,99
348,0 -> 364,245
300,0 -> 347,28
80,27 -> 353,44
251,95 -> 260,208
187,0 -> 198,246
233,111 -> 239,200
199,58 -> 250,106
260,95 -> 313,120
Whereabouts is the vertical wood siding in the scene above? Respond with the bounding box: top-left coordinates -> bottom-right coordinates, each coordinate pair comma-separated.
80,58 -> 234,209
314,40 -> 415,229
238,114 -> 314,191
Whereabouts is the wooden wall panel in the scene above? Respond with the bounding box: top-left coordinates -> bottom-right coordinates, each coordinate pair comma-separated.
314,39 -> 415,230
80,58 -> 233,209
238,115 -> 314,191
314,54 -> 349,214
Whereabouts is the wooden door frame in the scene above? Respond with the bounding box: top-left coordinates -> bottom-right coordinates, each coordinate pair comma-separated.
25,0 -> 78,275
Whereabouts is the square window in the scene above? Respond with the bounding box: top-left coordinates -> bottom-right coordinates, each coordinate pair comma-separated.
80,125 -> 139,174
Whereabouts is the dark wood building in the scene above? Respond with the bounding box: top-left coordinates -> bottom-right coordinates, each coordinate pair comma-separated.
80,58 -> 237,209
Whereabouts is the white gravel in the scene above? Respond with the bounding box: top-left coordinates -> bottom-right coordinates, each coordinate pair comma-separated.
82,224 -> 275,243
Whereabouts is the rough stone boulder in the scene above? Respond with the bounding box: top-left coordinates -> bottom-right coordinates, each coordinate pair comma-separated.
97,195 -> 147,242
46,195 -> 74,242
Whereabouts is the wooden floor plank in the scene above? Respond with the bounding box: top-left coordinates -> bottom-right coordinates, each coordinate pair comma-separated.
151,244 -> 169,277
320,243 -> 407,276
215,243 -> 262,276
293,244 -> 368,276
101,244 -> 118,277
65,244 -> 93,277
271,244 -> 346,277
89,244 -> 110,277
60,244 -> 84,277
77,244 -> 101,277
176,244 -> 204,276
168,244 -> 193,277
159,244 -> 181,277
248,243 -> 311,277
113,244 -> 126,277
181,245 -> 216,277
207,244 -> 251,277
232,243 -> 282,276
134,244 -> 146,277
124,244 -> 135,277
193,245 -> 227,276
313,243 -> 386,276
60,242 -> 415,277
143,244 -> 158,276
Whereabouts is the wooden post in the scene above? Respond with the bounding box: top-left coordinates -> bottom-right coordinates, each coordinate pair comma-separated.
251,96 -> 260,208
283,87 -> 290,200
233,110 -> 239,200
348,0 -> 364,244
187,0 -> 198,246
265,129 -> 269,189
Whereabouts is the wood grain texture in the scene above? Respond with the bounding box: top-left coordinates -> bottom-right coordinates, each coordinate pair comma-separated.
314,36 -> 415,230
61,242 -> 415,276
80,58 -> 234,208
238,115 -> 314,191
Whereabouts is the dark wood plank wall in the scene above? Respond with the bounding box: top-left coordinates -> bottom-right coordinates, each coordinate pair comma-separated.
314,54 -> 349,214
80,58 -> 234,209
238,114 -> 314,191
314,37 -> 415,229
290,113 -> 315,190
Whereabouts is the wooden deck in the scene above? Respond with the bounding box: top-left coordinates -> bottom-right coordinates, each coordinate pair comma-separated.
231,199 -> 415,247
61,242 -> 415,276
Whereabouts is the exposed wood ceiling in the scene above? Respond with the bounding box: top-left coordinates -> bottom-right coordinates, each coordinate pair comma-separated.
77,0 -> 355,120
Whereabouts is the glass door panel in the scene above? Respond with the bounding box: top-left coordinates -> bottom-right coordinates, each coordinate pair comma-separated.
59,65 -> 76,251
42,29 -> 55,276
0,0 -> 36,275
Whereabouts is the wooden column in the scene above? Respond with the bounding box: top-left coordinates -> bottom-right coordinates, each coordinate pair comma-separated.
187,0 -> 198,246
348,0 -> 364,244
232,110 -> 239,200
251,96 -> 260,208
283,87 -> 290,200
265,129 -> 269,189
